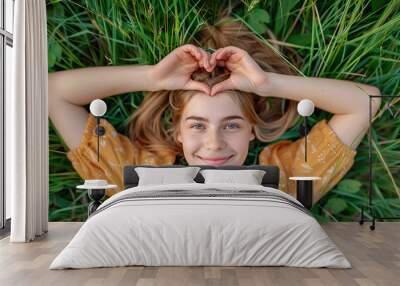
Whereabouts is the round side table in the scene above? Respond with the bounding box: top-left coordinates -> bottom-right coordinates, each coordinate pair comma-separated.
289,176 -> 321,210
77,185 -> 117,216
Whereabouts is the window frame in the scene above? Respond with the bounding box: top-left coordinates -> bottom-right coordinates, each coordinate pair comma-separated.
0,0 -> 14,236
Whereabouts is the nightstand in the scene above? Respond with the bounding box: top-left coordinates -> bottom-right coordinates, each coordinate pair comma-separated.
289,176 -> 321,210
77,180 -> 117,216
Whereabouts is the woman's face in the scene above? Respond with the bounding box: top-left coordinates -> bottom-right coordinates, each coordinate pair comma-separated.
177,92 -> 255,166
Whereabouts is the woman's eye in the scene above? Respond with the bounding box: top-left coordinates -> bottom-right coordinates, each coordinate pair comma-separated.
189,122 -> 239,130
224,123 -> 240,129
190,123 -> 205,130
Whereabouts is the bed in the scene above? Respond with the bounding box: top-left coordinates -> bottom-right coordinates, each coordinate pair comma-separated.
49,165 -> 351,269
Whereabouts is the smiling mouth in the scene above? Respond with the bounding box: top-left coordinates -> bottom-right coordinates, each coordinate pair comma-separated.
196,155 -> 234,165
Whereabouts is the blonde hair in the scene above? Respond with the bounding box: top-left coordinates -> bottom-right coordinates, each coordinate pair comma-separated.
127,17 -> 299,159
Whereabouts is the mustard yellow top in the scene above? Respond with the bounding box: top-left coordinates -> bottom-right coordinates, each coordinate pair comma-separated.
67,114 -> 357,203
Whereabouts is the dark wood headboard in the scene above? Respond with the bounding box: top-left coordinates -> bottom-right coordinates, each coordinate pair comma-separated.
123,165 -> 280,189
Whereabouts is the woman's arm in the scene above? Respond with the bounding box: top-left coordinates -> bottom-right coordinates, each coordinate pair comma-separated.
255,73 -> 382,150
49,44 -> 212,151
49,65 -> 155,105
209,46 -> 382,150
49,65 -> 155,150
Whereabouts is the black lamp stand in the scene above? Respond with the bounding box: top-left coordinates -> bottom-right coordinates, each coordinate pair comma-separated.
290,115 -> 318,210
87,188 -> 106,217
296,180 -> 313,209
86,117 -> 106,216
95,117 -> 106,162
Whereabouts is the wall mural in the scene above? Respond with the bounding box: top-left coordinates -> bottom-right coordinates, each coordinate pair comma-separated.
47,0 -> 400,222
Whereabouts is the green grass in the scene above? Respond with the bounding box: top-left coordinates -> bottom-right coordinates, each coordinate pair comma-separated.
47,0 -> 400,222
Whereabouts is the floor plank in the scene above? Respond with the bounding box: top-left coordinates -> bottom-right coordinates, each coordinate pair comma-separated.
0,222 -> 399,286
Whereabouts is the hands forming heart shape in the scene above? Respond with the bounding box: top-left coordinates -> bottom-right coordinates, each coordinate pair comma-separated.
152,44 -> 268,96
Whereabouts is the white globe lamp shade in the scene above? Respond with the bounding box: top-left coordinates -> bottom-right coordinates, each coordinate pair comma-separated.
297,99 -> 315,117
90,99 -> 107,117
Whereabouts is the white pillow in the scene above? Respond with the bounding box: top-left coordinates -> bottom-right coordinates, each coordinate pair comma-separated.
135,167 -> 201,186
200,169 -> 266,185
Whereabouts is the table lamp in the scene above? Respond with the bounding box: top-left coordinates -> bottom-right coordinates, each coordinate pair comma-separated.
297,99 -> 315,162
289,99 -> 320,210
76,99 -> 111,217
89,99 -> 107,162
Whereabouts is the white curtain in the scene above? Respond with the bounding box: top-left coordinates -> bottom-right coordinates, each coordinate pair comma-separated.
7,0 -> 48,242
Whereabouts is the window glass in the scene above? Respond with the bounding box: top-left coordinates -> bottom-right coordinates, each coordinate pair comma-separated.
0,1 -> 2,29
5,44 -> 12,219
6,0 -> 14,33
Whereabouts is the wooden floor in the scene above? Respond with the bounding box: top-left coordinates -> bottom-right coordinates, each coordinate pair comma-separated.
0,222 -> 399,286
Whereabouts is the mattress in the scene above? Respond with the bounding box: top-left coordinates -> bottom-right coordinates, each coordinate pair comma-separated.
49,183 -> 351,269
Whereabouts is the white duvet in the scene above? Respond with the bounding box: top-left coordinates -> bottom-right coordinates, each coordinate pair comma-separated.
50,183 -> 351,269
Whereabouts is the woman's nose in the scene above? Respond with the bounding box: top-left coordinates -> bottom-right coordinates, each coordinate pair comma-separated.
204,130 -> 226,150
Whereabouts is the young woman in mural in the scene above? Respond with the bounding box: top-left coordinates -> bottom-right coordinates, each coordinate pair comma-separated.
48,18 -> 381,203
